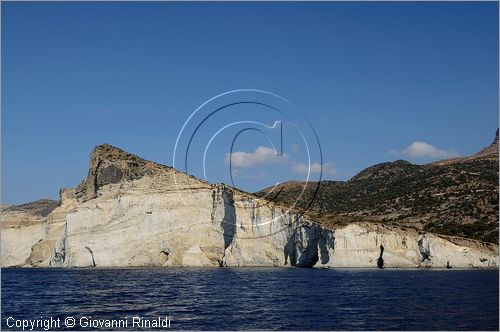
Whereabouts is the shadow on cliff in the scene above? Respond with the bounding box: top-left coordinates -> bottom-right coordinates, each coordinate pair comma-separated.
284,224 -> 333,268
221,189 -> 237,251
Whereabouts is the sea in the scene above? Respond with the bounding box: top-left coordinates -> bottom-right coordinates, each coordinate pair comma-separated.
1,268 -> 498,330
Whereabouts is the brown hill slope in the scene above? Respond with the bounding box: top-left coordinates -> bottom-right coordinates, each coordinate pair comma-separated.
1,199 -> 60,228
255,131 -> 499,243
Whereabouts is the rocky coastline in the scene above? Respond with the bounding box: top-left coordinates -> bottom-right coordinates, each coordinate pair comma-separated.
1,144 -> 498,269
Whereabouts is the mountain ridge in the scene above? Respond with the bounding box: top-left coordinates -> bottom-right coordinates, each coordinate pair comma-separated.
255,130 -> 499,243
2,134 -> 498,268
4,131 -> 498,244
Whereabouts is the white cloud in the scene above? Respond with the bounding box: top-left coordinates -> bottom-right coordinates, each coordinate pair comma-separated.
292,162 -> 338,177
225,146 -> 289,168
392,141 -> 458,159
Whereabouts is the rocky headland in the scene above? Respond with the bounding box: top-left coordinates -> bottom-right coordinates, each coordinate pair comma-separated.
1,143 -> 498,269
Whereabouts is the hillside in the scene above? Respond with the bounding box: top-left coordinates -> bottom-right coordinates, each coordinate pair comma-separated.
3,143 -> 497,269
1,199 -> 60,228
255,131 -> 499,243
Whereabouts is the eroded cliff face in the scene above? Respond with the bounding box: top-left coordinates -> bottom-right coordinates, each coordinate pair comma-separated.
1,145 -> 498,268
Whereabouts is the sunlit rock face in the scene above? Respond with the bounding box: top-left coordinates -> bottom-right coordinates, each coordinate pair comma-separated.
1,145 -> 498,268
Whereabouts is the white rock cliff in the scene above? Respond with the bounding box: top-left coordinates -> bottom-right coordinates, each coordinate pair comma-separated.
1,145 -> 498,268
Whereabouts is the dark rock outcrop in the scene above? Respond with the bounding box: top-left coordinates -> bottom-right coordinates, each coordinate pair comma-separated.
75,144 -> 163,201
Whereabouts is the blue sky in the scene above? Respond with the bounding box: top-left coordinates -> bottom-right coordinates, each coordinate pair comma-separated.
2,2 -> 498,204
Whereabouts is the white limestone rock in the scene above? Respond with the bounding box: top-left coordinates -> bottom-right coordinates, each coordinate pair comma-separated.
1,144 -> 497,269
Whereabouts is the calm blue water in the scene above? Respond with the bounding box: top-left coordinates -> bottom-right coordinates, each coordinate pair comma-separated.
1,268 -> 498,330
